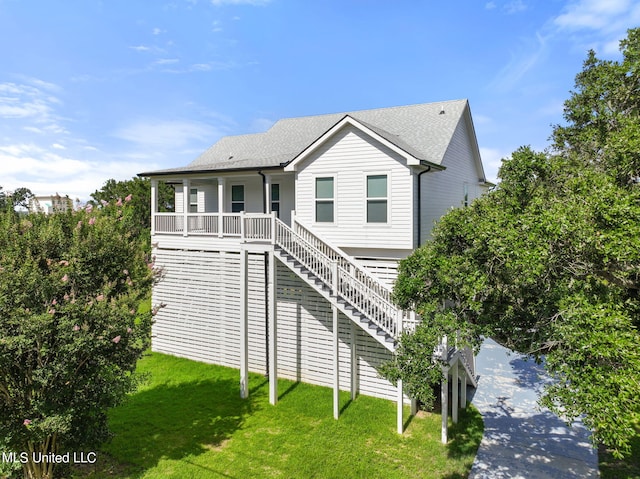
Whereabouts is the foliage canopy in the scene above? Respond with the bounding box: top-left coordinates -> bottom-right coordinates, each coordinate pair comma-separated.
0,198 -> 159,478
384,28 -> 640,458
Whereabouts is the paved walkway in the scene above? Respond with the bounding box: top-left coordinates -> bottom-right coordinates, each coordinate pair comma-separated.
468,338 -> 599,478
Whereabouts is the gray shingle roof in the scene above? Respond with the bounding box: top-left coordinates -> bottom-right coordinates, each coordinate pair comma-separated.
139,99 -> 470,176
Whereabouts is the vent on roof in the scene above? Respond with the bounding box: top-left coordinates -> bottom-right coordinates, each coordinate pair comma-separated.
439,106 -> 445,115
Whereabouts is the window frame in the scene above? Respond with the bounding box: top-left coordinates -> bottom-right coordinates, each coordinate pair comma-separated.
231,184 -> 245,213
189,187 -> 198,213
271,183 -> 280,218
314,176 -> 335,223
365,173 -> 389,224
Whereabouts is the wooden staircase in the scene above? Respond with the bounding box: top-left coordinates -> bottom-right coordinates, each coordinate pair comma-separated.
273,217 -> 402,351
272,216 -> 477,387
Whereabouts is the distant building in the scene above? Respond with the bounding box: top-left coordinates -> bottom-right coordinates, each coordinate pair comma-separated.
29,193 -> 73,214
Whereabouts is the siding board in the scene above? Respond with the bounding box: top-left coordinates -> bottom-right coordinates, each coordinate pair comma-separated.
152,248 -> 399,402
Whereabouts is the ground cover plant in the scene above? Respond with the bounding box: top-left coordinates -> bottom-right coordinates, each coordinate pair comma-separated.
71,352 -> 483,479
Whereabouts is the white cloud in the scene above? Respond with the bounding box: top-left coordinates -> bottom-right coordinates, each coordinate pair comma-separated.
485,2 -> 497,10
155,58 -> 180,65
489,31 -> 550,91
554,0 -> 631,30
504,0 -> 527,14
552,0 -> 640,56
479,147 -> 508,184
112,118 -> 219,149
129,45 -> 151,52
210,0 -> 271,6
0,81 -> 66,133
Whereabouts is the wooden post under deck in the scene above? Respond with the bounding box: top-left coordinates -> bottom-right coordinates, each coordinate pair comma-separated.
452,361 -> 459,424
332,261 -> 339,420
239,247 -> 249,399
268,249 -> 278,405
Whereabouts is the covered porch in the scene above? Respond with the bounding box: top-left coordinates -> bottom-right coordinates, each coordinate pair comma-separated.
149,171 -> 295,237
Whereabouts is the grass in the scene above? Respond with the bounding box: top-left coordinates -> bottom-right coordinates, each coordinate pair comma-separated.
72,352 -> 483,479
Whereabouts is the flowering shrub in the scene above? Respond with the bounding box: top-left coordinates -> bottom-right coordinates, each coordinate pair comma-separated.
0,198 -> 161,478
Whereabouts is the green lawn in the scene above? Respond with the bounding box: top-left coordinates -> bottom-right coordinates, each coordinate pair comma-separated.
73,352 -> 483,479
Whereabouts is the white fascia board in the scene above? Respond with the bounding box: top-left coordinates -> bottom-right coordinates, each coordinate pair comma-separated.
284,115 -> 421,172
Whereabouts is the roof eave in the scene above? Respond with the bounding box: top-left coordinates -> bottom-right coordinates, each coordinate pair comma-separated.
284,115 -> 428,172
138,164 -> 285,178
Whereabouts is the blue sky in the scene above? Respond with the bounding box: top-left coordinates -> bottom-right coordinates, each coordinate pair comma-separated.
1,0 -> 639,201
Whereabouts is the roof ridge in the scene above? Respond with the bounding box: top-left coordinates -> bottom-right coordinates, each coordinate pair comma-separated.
275,98 -> 468,123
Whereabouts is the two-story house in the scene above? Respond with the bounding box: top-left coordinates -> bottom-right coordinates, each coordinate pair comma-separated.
139,99 -> 490,440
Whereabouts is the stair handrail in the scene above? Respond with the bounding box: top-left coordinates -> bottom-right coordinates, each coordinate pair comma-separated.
292,216 -> 393,288
274,217 -> 402,338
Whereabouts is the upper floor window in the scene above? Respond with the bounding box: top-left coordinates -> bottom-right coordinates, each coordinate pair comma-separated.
315,177 -> 334,222
366,174 -> 387,223
231,185 -> 245,213
189,188 -> 198,213
463,182 -> 469,207
271,183 -> 280,218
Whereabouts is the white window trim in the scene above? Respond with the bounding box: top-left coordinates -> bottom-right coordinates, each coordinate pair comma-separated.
364,172 -> 390,225
271,183 -> 280,218
231,183 -> 245,213
189,187 -> 198,213
314,174 -> 336,224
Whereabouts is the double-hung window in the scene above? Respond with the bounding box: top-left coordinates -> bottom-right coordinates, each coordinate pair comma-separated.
366,174 -> 387,223
315,177 -> 334,222
231,185 -> 245,213
189,188 -> 198,213
271,184 -> 280,218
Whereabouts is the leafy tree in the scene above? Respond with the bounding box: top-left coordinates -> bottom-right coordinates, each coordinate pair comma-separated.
0,187 -> 35,213
0,199 -> 161,478
89,177 -> 174,233
383,28 -> 640,458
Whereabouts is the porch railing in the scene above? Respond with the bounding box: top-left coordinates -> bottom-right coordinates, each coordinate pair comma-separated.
153,212 -> 272,239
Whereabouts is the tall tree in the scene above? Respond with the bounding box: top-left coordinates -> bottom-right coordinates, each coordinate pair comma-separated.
383,28 -> 640,458
89,177 -> 174,233
0,200 -> 161,479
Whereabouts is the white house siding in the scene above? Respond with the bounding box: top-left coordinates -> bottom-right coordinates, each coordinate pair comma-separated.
419,115 -> 483,243
151,247 -> 399,402
276,262 -> 398,401
295,125 -> 414,251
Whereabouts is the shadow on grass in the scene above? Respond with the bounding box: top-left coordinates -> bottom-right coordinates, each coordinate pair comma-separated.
101,377 -> 261,478
439,405 -> 484,479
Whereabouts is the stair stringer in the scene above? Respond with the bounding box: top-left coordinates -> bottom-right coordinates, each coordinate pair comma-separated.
273,248 -> 396,352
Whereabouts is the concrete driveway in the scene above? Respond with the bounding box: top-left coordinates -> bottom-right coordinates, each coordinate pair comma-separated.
468,338 -> 599,478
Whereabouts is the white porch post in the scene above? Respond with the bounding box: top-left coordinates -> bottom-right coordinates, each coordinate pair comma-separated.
331,261 -> 339,419
264,174 -> 272,214
441,335 -> 449,444
150,179 -> 158,235
441,367 -> 448,444
461,371 -> 467,409
182,179 -> 190,237
268,249 -> 278,405
397,380 -> 404,434
239,247 -> 249,399
217,178 -> 225,238
452,362 -> 459,424
350,321 -> 357,401
397,317 -> 404,434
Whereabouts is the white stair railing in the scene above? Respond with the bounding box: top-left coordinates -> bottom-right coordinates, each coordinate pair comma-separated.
274,217 -> 402,339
